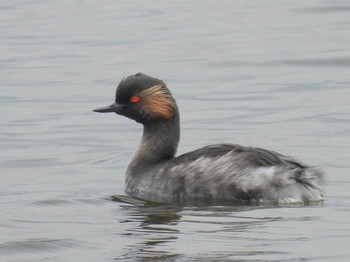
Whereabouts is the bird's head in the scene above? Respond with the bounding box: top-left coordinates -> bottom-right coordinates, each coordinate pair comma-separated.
94,73 -> 178,124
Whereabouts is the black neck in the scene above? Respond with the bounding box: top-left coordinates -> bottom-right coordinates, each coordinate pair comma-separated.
130,115 -> 180,169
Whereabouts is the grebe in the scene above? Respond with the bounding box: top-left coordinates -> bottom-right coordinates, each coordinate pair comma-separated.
94,73 -> 324,204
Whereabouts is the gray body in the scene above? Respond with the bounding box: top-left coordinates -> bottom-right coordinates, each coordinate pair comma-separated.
125,114 -> 324,204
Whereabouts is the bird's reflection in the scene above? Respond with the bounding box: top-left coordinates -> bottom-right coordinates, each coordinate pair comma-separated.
111,195 -> 183,260
110,195 -> 323,261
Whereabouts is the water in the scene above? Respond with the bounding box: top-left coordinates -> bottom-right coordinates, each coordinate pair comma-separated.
1,0 -> 350,261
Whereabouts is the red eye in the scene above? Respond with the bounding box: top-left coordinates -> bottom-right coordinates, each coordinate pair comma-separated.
129,95 -> 140,103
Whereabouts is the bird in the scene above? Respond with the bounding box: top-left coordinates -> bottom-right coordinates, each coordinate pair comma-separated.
93,73 -> 324,205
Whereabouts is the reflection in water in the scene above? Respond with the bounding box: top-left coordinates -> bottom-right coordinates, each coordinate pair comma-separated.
110,195 -> 317,261
112,195 -> 182,260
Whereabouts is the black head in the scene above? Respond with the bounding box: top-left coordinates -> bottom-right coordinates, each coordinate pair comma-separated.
93,73 -> 178,124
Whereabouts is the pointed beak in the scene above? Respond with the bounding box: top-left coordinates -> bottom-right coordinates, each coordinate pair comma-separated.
93,102 -> 122,113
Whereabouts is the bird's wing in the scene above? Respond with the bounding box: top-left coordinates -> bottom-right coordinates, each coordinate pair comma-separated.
173,143 -> 306,168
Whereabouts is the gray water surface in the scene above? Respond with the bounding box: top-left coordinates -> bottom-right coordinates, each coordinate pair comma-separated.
1,0 -> 350,261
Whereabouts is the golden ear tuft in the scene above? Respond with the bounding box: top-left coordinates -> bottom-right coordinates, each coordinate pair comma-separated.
140,85 -> 176,119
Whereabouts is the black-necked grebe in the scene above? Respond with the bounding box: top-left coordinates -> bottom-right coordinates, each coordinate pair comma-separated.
94,73 -> 324,204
